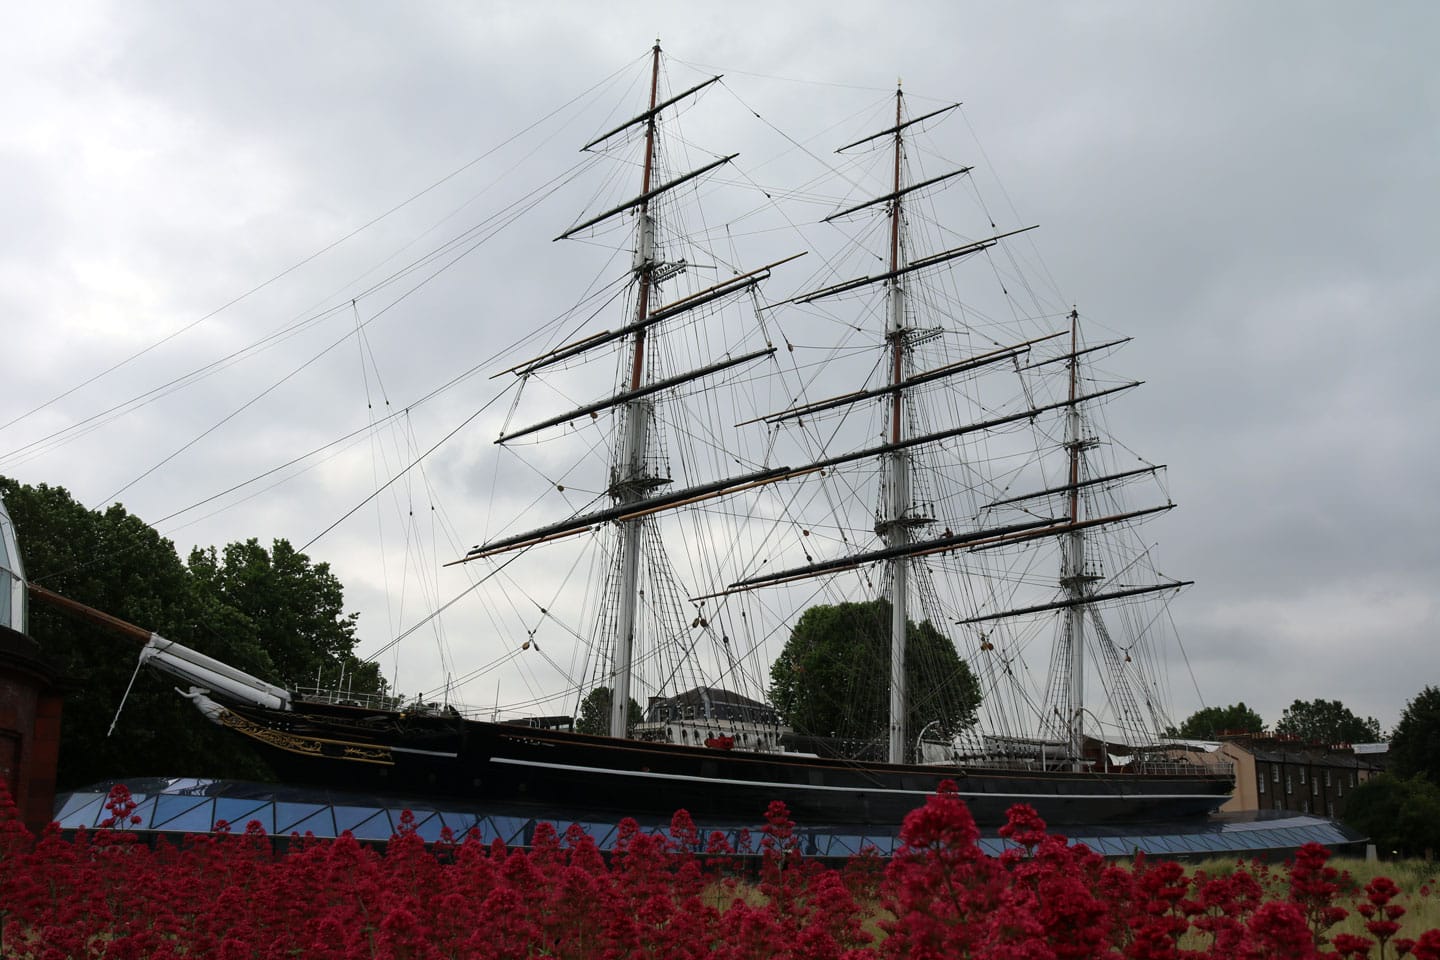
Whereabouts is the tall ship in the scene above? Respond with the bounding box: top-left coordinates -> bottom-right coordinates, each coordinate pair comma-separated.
24,45 -> 1232,827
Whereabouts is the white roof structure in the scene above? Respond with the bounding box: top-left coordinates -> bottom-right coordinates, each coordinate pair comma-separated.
0,493 -> 27,634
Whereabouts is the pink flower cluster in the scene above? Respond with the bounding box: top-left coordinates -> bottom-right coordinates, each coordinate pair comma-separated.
2,779 -> 1438,959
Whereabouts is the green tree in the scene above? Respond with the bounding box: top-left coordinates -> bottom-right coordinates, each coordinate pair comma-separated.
187,539 -> 381,694
575,686 -> 642,736
768,598 -> 980,749
1389,685 -> 1440,782
1,478 -> 271,787
1274,698 -> 1382,745
1166,702 -> 1265,739
1,477 -> 374,788
1343,774 -> 1440,858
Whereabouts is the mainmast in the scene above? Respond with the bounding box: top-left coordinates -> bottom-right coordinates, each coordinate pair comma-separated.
881,88 -> 911,764
734,92 -> 1006,762
609,42 -> 664,739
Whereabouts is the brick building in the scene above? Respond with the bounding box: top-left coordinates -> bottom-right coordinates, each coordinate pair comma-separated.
1,494 -> 66,833
1217,736 -> 1384,819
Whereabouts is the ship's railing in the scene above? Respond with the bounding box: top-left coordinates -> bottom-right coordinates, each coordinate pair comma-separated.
940,755 -> 1235,777
293,686 -> 404,712
635,719 -> 789,753
1129,759 -> 1235,777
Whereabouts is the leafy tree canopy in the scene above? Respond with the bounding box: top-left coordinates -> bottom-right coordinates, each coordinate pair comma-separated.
768,598 -> 980,751
188,539 -> 381,695
575,686 -> 642,737
1342,773 -> 1440,859
1165,702 -> 1265,739
1389,685 -> 1440,782
1,477 -> 373,789
1274,698 -> 1381,745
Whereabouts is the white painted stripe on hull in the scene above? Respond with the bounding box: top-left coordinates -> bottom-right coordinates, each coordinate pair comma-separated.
489,756 -> 1221,802
390,746 -> 460,758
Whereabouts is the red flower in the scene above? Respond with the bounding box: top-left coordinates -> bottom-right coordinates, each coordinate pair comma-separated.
1333,931 -> 1376,957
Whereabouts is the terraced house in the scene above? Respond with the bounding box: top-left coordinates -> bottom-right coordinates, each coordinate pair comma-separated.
1218,736 -> 1386,818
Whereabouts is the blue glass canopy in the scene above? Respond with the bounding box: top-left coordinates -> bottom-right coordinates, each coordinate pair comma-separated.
52,777 -> 1366,861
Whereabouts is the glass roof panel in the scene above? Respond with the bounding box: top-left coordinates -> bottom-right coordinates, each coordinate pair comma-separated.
436,810 -> 483,838
275,802 -> 328,835
151,795 -> 215,831
282,807 -> 337,838
157,801 -> 222,834
53,792 -> 105,824
127,795 -> 158,828
214,798 -> 272,829
404,810 -> 446,843
333,804 -> 382,835
346,809 -> 395,841
152,795 -> 213,830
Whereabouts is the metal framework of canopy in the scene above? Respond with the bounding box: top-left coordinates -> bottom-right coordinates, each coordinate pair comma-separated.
52,777 -> 1365,862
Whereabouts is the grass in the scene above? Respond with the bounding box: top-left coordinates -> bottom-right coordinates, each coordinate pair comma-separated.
699,851 -> 1440,952
1176,854 -> 1440,945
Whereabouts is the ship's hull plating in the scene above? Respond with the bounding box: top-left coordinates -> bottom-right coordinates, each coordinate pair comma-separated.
219,700 -> 1232,828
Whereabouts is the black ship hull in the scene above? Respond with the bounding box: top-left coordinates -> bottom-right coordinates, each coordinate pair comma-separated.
215,698 -> 1232,828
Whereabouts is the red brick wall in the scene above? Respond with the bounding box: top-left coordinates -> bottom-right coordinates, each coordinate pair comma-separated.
27,692 -> 63,831
0,629 -> 65,834
0,672 -> 41,826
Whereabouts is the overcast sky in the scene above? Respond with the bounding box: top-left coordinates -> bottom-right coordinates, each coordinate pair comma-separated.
1,1 -> 1435,734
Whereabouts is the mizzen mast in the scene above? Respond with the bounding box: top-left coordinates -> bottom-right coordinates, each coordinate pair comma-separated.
1061,307 -> 1098,768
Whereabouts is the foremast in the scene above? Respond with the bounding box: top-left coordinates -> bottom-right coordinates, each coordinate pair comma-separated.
468,45 -> 782,741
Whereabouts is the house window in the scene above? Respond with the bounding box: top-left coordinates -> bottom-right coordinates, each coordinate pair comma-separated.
1273,766 -> 1280,783
1303,800 -> 1311,814
1325,770 -> 1332,788
1338,780 -> 1344,797
1313,779 -> 1319,797
1287,776 -> 1293,795
1300,768 -> 1306,785
1259,776 -> 1266,795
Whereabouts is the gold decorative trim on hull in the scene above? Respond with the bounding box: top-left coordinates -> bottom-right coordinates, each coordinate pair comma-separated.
216,707 -> 394,766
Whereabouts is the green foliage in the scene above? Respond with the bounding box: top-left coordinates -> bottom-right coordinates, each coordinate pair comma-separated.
0,476 -> 372,789
1274,698 -> 1382,745
1166,702 -> 1265,739
575,686 -> 642,736
1389,685 -> 1440,782
768,597 -> 980,748
187,539 -> 380,694
1343,774 -> 1440,858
